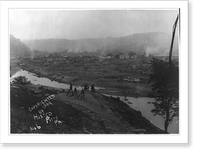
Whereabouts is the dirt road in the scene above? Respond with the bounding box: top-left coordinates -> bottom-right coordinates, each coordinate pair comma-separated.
10,86 -> 166,134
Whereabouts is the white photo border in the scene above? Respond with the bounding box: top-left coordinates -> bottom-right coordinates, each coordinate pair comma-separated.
0,1 -> 188,144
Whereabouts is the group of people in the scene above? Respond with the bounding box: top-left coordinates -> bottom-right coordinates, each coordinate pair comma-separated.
66,83 -> 95,100
83,84 -> 95,92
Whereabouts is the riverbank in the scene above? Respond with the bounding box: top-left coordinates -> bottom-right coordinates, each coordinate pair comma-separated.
10,69 -> 179,133
10,83 -> 166,134
12,63 -> 155,98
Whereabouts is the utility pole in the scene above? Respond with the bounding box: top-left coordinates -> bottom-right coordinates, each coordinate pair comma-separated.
169,14 -> 179,64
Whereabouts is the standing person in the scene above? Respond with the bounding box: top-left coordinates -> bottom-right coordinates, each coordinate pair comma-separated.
84,84 -> 89,91
66,83 -> 73,96
91,84 -> 95,92
124,93 -> 128,101
74,87 -> 78,99
78,88 -> 85,100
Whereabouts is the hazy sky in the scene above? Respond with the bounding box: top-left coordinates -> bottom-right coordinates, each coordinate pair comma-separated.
9,9 -> 179,40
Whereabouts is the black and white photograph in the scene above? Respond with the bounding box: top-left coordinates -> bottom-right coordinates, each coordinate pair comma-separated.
0,0 -> 190,146
9,9 -> 180,135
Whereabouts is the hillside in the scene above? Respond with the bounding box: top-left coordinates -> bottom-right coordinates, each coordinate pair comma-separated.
10,84 -> 166,134
10,35 -> 33,59
22,32 -> 179,56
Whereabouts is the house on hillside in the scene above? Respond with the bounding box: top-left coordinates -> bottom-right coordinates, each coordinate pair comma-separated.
124,54 -> 130,59
106,53 -> 114,59
116,53 -> 125,59
133,78 -> 140,82
119,53 -> 125,59
98,55 -> 106,61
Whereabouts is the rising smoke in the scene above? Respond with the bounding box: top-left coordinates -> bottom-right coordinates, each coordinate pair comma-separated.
145,46 -> 163,57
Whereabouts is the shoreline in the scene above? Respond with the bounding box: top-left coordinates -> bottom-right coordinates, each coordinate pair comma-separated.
11,64 -> 156,98
10,67 -> 178,133
10,84 -> 166,134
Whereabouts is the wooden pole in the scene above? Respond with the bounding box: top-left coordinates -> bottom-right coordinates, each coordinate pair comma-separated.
169,14 -> 179,64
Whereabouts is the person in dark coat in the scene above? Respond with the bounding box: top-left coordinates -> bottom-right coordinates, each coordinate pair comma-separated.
74,87 -> 78,99
66,83 -> 73,96
84,84 -> 89,91
91,84 -> 95,92
78,88 -> 85,100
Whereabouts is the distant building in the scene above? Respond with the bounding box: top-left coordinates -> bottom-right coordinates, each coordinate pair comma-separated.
133,78 -> 140,82
106,53 -> 114,59
124,54 -> 129,59
116,53 -> 125,59
98,55 -> 106,61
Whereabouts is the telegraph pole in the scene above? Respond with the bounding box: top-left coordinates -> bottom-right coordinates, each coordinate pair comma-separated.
169,14 -> 179,64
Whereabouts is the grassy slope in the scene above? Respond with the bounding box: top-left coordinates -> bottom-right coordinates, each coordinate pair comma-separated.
11,84 -> 166,134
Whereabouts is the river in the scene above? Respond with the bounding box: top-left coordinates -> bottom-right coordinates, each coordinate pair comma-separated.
103,94 -> 179,133
10,69 -> 179,133
10,70 -> 104,90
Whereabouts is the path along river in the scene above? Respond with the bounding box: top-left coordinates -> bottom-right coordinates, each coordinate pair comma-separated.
11,69 -> 179,133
